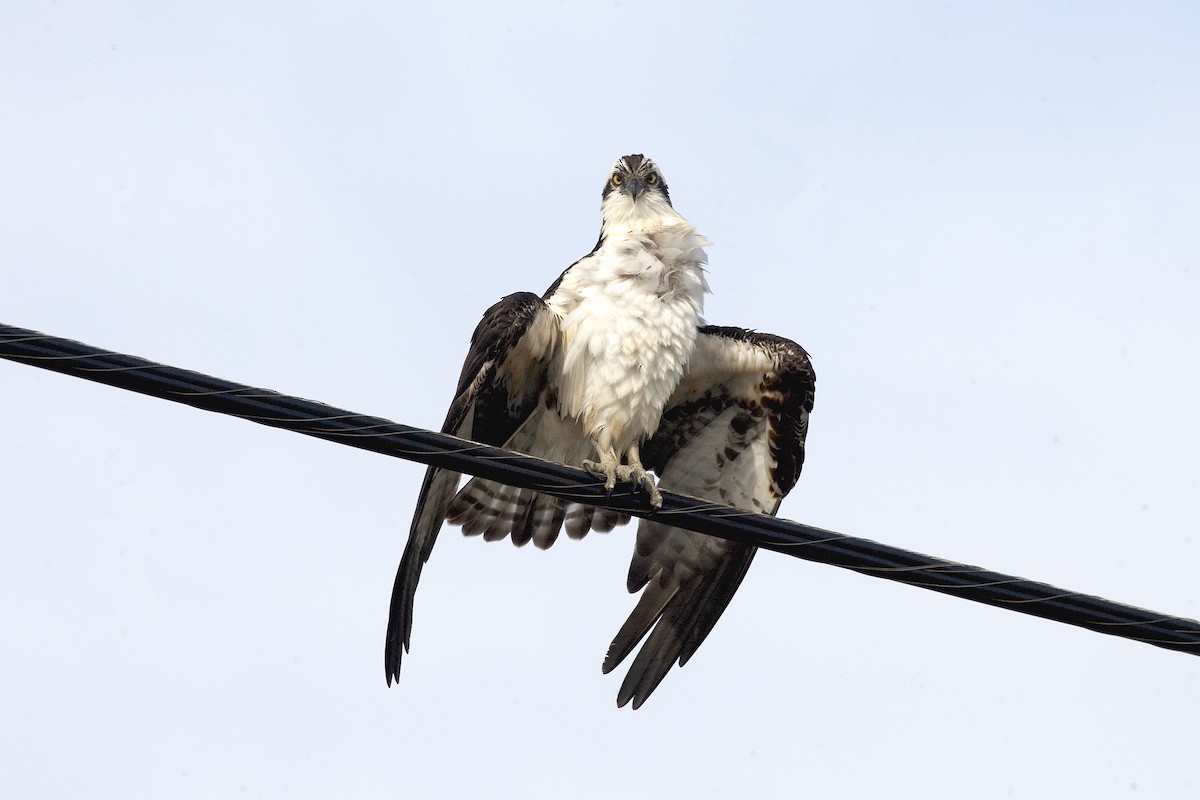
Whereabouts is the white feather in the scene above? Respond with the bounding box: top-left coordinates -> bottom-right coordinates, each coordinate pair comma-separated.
548,194 -> 710,456
447,158 -> 710,545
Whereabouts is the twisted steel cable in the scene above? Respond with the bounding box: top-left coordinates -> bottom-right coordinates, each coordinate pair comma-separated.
3,322 -> 1198,656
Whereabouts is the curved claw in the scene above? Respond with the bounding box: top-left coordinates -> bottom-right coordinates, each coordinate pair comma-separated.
583,458 -> 618,493
643,478 -> 663,508
583,445 -> 661,507
615,463 -> 662,508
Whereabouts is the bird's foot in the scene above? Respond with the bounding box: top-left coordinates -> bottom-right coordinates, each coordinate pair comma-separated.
615,463 -> 662,508
583,457 -> 619,494
584,446 -> 661,508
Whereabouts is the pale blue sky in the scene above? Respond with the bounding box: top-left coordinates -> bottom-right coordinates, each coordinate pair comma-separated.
3,2 -> 1199,798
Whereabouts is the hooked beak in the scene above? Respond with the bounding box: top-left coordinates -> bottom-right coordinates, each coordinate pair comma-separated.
625,176 -> 647,202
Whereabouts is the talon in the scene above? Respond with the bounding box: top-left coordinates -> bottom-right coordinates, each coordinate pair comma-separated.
644,478 -> 662,509
584,445 -> 660,506
622,442 -> 661,507
613,463 -> 662,508
583,458 -> 618,493
631,470 -> 661,508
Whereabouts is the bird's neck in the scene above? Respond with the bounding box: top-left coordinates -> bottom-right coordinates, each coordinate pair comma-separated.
599,193 -> 686,237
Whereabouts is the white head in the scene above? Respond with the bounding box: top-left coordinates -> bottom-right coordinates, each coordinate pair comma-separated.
599,154 -> 682,232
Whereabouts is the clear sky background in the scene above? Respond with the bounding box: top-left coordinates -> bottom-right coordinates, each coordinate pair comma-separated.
3,2 -> 1199,798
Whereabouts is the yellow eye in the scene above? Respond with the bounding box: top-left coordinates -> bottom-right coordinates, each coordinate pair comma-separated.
647,173 -> 658,185
612,174 -> 623,186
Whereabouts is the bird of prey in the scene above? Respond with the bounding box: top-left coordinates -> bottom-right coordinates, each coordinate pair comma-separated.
384,154 -> 815,708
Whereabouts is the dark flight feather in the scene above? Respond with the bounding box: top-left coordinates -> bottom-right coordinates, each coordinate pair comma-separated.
603,325 -> 815,708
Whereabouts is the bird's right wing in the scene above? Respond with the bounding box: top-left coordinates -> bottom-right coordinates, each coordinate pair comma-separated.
384,292 -> 559,685
603,325 -> 815,708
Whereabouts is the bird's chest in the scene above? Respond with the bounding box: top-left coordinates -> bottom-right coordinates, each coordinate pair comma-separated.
552,229 -> 707,441
558,232 -> 706,375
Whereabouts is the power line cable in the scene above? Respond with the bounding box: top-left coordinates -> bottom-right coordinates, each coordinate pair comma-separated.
3,321 -> 1198,656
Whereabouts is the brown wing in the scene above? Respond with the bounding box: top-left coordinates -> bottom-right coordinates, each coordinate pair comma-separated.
603,326 -> 815,708
384,292 -> 558,684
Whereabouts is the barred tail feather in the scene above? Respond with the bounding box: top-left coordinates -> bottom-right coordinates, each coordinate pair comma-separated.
447,478 -> 567,548
564,503 -> 631,539
488,487 -> 534,542
447,476 -> 512,536
529,493 -> 567,550
564,503 -> 594,539
593,507 -> 632,533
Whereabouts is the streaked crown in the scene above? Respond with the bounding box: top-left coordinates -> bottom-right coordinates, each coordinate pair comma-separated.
602,154 -> 671,206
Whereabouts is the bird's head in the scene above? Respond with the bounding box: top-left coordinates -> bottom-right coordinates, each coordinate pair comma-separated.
600,154 -> 678,231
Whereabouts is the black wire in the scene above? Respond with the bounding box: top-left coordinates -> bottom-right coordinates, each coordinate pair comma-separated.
3,321 -> 1199,655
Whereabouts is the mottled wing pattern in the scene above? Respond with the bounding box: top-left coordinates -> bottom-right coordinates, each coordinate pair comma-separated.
602,326 -> 815,708
441,250 -> 633,549
384,292 -> 559,684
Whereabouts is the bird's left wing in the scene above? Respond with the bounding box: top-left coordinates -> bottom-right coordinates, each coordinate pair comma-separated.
602,326 -> 815,708
385,292 -> 558,684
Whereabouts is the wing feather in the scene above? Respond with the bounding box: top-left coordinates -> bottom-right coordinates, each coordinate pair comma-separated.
604,325 -> 815,707
384,292 -> 558,684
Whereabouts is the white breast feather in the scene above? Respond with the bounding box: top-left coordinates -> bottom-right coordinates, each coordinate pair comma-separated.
548,210 -> 710,456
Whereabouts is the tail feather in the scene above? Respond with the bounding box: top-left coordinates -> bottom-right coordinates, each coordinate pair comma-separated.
503,487 -> 540,538
486,486 -> 533,542
447,477 -> 526,541
564,503 -> 594,539
593,507 -> 632,533
510,489 -> 540,547
447,477 -> 567,548
531,493 -> 567,549
448,477 -> 508,535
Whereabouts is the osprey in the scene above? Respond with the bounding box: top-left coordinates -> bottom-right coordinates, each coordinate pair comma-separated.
385,154 -> 816,708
